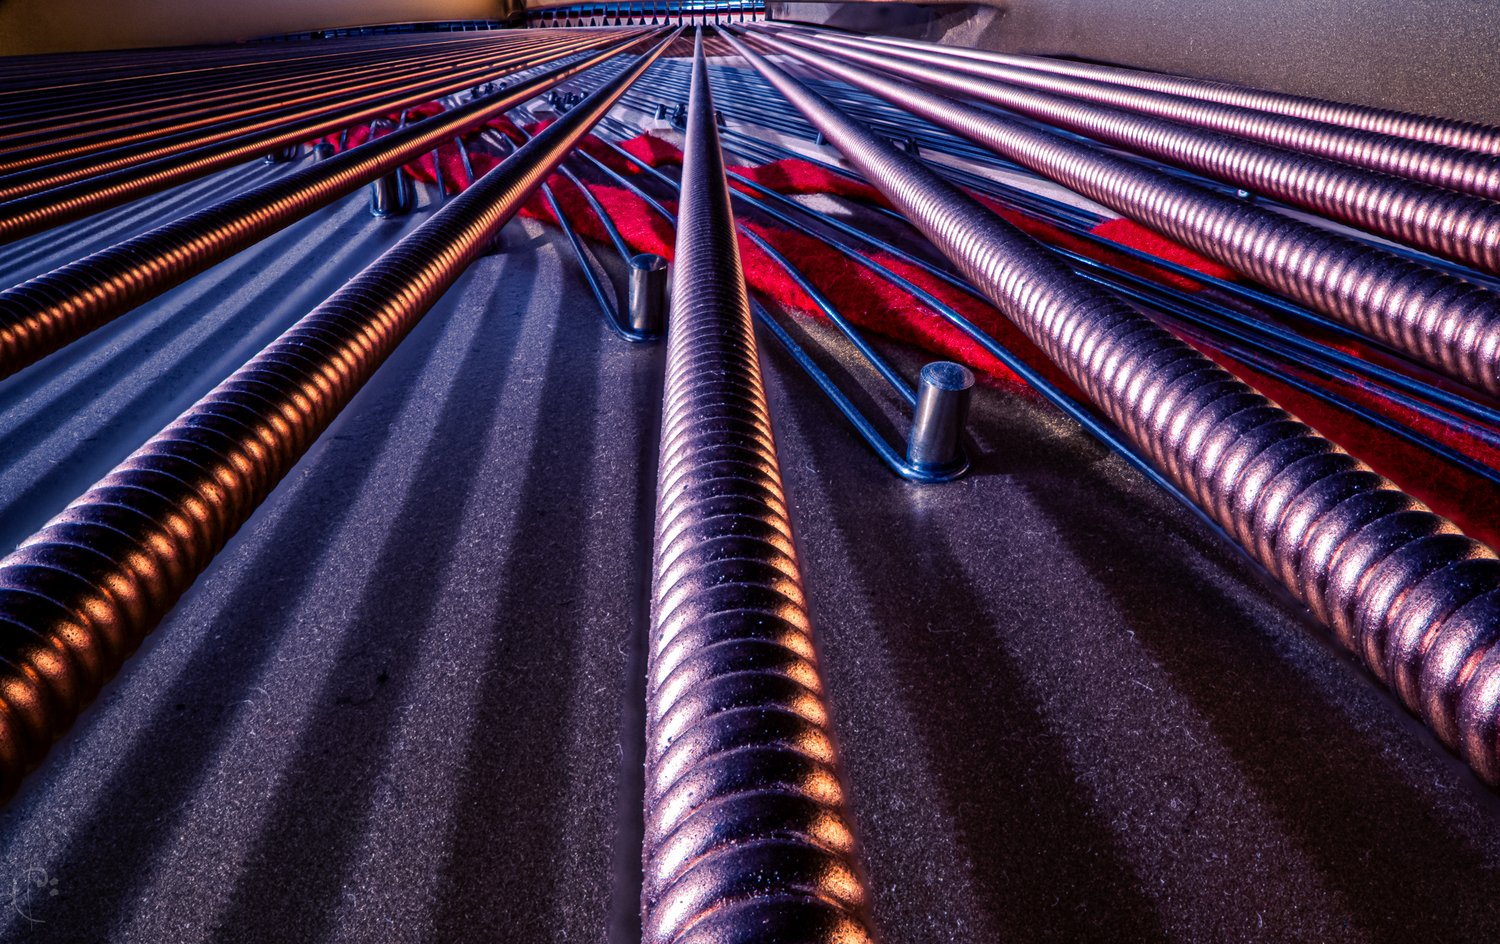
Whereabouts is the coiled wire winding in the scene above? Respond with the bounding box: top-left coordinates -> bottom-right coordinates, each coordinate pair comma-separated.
642,30 -> 876,944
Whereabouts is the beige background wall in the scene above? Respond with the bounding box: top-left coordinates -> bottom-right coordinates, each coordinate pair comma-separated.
5,0 -> 1496,127
0,0 -> 516,56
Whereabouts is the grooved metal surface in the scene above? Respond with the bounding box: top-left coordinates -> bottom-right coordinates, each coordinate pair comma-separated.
0,33 -> 671,798
758,29 -> 1500,398
642,32 -> 875,944
728,29 -> 1500,785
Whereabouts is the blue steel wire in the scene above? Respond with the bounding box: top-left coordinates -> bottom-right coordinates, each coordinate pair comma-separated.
634,66 -> 1500,292
493,122 -> 646,341
745,229 -> 920,408
1083,266 -> 1500,465
582,108 -> 915,400
930,156 -> 1453,349
702,118 -> 1500,436
642,57 -> 1500,286
766,138 -> 1500,453
639,54 -> 1494,309
537,111 -> 970,482
1161,321 -> 1500,487
566,141 -> 948,476
601,106 -> 1500,480
588,116 -> 918,403
735,127 -> 1500,429
454,134 -> 476,185
1067,226 -> 1500,460
599,66 -> 1496,500
578,123 -> 1247,532
540,183 -> 638,339
551,156 -> 637,262
704,122 -> 1500,439
722,115 -> 1449,357
619,110 -> 1500,466
635,62 -> 1284,213
1052,247 -> 1500,452
507,99 -> 651,276
636,67 -> 1081,188
429,146 -> 447,203
727,61 -> 1500,287
680,62 -> 1153,165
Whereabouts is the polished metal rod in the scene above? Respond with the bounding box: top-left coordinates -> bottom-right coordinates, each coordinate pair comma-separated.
692,115 -> 1500,493
642,29 -> 876,943
906,361 -> 973,471
628,253 -> 668,336
630,84 -> 1500,446
725,27 -> 1500,787
0,30 -> 677,800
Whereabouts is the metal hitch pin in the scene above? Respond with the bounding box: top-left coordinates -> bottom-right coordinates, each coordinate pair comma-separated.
906,360 -> 974,471
628,253 -> 668,336
368,170 -> 410,218
263,144 -> 300,164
